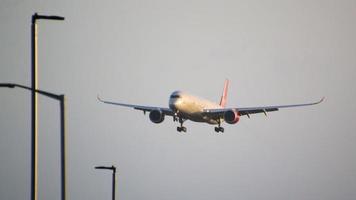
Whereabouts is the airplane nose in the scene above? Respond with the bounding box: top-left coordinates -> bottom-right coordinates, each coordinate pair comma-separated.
169,97 -> 180,110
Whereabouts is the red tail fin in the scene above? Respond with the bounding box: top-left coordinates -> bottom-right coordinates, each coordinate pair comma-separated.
219,79 -> 229,108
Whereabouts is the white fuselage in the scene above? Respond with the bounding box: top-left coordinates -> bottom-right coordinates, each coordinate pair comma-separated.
168,91 -> 222,124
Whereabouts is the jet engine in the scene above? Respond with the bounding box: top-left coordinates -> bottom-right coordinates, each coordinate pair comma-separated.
223,109 -> 240,124
149,110 -> 165,123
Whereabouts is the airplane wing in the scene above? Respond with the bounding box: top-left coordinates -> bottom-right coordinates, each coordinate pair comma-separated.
97,96 -> 175,116
203,97 -> 324,117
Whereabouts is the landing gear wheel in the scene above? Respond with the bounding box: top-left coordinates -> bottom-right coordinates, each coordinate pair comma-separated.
214,127 -> 219,132
214,127 -> 224,133
177,126 -> 187,132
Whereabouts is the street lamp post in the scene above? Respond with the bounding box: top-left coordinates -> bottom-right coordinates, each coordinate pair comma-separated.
95,165 -> 117,200
0,83 -> 66,200
31,13 -> 65,200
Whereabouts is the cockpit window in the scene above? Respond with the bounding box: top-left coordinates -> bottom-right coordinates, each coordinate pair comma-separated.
170,94 -> 180,98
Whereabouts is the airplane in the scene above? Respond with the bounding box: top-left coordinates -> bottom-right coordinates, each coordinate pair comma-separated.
98,80 -> 324,133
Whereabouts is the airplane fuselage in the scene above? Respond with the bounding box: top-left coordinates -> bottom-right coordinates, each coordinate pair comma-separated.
169,91 -> 222,124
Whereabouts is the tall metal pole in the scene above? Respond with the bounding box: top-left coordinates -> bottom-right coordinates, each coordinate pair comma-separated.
30,13 -> 65,200
95,165 -> 117,200
0,83 -> 67,200
112,167 -> 116,200
31,13 -> 38,200
59,95 -> 67,200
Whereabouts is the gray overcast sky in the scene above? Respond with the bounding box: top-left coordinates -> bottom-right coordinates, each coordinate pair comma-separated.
1,0 -> 355,200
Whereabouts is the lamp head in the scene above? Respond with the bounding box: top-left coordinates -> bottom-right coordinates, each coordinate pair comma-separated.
32,13 -> 65,23
0,83 -> 15,88
95,165 -> 116,171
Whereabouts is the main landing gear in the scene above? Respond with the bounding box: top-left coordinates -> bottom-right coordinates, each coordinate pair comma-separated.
214,120 -> 224,133
176,117 -> 187,132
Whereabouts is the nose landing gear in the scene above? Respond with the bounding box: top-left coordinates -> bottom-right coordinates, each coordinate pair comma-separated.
173,112 -> 178,122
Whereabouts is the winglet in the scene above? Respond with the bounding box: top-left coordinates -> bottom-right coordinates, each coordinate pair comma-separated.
97,95 -> 104,103
318,97 -> 325,104
219,79 -> 229,108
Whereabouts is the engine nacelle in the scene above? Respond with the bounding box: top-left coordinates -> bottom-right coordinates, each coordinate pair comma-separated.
223,109 -> 240,124
149,110 -> 165,123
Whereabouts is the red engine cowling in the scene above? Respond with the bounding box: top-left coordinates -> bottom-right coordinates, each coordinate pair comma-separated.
223,109 -> 240,124
149,110 -> 165,123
